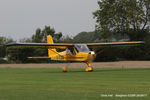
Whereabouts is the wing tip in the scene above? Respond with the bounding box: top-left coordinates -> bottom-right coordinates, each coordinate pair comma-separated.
6,43 -> 17,46
140,41 -> 145,44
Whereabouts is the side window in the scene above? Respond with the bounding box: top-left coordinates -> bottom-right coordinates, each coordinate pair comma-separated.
66,48 -> 76,55
74,44 -> 90,52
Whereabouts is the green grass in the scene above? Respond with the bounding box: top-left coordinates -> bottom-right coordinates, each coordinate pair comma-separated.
0,67 -> 150,100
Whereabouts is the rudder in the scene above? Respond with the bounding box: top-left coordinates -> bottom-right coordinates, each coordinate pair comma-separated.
47,35 -> 57,56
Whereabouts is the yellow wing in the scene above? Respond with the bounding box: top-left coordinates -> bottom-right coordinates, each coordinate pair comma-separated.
6,43 -> 74,49
87,41 -> 144,47
7,41 -> 144,48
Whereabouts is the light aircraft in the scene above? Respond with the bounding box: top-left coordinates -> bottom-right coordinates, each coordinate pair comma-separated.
7,35 -> 144,72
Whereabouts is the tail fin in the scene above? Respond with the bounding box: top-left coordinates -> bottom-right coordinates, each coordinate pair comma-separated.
47,35 -> 57,56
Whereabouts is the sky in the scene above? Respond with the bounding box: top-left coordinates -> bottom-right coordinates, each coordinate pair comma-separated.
0,0 -> 98,41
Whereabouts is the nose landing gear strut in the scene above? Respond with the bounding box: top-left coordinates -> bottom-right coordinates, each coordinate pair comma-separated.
85,62 -> 93,72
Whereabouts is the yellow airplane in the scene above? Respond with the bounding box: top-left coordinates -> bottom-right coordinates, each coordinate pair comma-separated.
7,35 -> 144,72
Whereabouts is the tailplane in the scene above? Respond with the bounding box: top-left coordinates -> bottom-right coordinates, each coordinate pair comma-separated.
47,35 -> 57,56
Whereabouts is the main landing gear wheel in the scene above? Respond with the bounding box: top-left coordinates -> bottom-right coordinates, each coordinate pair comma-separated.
85,67 -> 94,72
62,67 -> 68,72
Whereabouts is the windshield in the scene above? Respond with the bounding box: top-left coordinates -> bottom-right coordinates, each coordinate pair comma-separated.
74,44 -> 90,52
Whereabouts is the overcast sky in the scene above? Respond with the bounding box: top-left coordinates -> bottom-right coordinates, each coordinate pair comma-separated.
0,0 -> 98,41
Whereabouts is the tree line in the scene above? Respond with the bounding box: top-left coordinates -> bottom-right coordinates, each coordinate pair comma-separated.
0,0 -> 150,63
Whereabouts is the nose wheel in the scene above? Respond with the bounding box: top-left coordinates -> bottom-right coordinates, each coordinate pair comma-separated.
85,67 -> 93,72
85,62 -> 94,72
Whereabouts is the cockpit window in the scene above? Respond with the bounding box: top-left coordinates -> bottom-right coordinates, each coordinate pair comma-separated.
74,44 -> 90,52
66,48 -> 76,55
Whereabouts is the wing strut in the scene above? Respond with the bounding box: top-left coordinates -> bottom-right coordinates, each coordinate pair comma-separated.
96,48 -> 108,55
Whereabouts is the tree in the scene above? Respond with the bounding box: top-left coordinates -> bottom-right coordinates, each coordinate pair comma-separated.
0,37 -> 13,63
93,0 -> 150,41
32,26 -> 62,43
0,37 -> 6,58
60,35 -> 73,43
73,31 -> 99,43
32,28 -> 43,43
53,32 -> 63,42
0,37 -> 13,58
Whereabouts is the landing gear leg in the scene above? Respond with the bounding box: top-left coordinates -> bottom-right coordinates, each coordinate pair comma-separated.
85,62 -> 93,72
62,62 -> 71,72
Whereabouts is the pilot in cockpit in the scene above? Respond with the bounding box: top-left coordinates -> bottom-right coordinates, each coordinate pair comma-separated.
66,47 -> 76,55
66,48 -> 72,55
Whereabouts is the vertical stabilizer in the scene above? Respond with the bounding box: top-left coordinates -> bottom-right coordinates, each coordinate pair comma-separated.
47,35 -> 57,56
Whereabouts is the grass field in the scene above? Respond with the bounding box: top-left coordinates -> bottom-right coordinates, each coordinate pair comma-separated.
0,67 -> 150,100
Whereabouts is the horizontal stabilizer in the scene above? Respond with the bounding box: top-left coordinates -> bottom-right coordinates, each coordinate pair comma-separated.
27,57 -> 51,59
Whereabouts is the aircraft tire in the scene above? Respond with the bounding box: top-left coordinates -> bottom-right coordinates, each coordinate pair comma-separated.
85,67 -> 93,72
62,67 -> 67,72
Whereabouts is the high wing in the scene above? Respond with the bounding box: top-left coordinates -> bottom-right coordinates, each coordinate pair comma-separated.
6,43 -> 74,49
7,41 -> 144,48
87,41 -> 144,47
